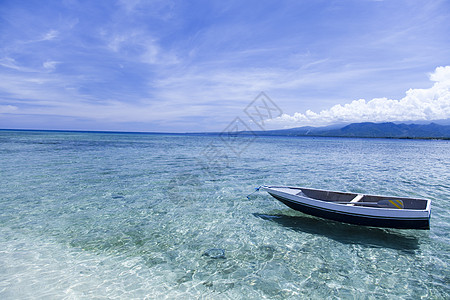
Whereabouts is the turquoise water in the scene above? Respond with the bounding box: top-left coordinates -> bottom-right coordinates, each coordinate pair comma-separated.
0,130 -> 449,299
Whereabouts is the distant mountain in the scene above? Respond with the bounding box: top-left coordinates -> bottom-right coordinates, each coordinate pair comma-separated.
394,119 -> 450,126
254,122 -> 450,139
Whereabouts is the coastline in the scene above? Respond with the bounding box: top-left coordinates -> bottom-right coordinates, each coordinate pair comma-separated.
1,128 -> 449,141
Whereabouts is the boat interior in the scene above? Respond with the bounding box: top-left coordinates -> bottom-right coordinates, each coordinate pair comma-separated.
272,186 -> 429,210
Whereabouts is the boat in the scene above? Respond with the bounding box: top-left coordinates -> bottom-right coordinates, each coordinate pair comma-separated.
260,186 -> 431,229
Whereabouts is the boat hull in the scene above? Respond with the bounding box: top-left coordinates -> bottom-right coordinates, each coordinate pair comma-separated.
266,188 -> 430,230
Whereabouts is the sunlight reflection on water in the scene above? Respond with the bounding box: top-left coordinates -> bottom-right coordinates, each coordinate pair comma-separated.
0,132 -> 449,298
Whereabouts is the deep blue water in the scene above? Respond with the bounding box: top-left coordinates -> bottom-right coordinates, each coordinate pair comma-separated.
0,131 -> 449,298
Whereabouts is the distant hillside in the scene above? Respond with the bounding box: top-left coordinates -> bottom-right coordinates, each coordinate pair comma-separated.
255,122 -> 450,139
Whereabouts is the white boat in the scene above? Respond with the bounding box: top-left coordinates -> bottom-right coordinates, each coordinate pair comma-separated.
261,186 -> 431,229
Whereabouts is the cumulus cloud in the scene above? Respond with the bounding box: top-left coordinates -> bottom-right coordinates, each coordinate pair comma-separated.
268,66 -> 450,128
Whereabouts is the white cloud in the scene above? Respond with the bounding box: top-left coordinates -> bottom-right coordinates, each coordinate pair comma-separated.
42,30 -> 59,41
104,31 -> 178,65
0,57 -> 35,72
0,105 -> 18,113
268,66 -> 450,128
0,57 -> 21,70
0,57 -> 58,73
43,60 -> 59,71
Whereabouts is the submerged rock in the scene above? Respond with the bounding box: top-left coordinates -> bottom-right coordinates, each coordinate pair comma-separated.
202,248 -> 226,259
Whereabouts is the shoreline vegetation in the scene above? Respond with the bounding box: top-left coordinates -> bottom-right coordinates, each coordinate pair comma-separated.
1,122 -> 450,140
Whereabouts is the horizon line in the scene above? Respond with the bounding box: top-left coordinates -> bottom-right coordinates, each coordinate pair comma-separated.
1,120 -> 449,136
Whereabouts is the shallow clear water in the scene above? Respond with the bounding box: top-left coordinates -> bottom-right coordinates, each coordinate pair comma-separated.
0,131 -> 449,299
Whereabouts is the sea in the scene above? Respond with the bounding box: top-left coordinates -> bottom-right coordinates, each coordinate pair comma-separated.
0,130 -> 449,299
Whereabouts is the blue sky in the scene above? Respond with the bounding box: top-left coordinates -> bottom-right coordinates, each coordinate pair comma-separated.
0,0 -> 449,132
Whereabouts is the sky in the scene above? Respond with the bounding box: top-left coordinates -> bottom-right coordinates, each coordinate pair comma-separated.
0,0 -> 449,132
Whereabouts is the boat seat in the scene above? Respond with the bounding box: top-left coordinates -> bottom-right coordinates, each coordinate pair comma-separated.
347,194 -> 364,206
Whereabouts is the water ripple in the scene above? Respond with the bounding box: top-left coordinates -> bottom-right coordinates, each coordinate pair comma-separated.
0,132 -> 449,299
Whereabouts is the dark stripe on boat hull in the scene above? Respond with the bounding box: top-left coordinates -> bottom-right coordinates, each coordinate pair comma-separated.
270,193 -> 430,230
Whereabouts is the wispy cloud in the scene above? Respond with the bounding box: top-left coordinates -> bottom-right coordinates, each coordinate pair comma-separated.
268,66 -> 450,128
42,60 -> 59,71
41,29 -> 59,41
0,57 -> 25,71
103,30 -> 179,65
0,105 -> 17,113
